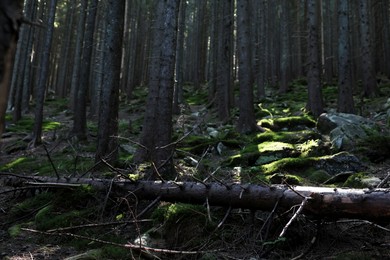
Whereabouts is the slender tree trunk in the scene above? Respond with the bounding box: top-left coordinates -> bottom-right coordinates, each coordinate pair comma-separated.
358,0 -> 378,97
279,0 -> 291,93
69,0 -> 87,111
216,0 -> 233,122
337,0 -> 355,114
95,0 -> 125,163
32,0 -> 58,146
236,0 -> 258,134
306,0 -> 324,117
173,0 -> 186,115
134,0 -> 180,179
0,0 -> 23,137
72,0 -> 98,140
55,0 -> 75,98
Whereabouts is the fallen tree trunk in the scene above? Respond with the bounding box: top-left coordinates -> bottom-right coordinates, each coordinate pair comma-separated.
3,175 -> 390,221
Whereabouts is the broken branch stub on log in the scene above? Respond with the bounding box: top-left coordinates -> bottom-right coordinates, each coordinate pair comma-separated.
3,175 -> 390,221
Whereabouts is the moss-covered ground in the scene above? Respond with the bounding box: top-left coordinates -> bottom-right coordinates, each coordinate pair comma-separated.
1,80 -> 390,259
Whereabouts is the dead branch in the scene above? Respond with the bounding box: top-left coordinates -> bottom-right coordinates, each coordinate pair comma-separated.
3,175 -> 390,221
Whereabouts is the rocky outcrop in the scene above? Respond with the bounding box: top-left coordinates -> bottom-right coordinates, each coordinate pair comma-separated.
317,113 -> 379,151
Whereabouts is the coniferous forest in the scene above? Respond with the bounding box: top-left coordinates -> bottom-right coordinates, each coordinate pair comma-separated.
1,0 -> 390,258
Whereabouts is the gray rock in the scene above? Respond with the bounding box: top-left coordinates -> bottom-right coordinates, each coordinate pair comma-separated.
317,112 -> 375,135
317,112 -> 378,151
315,152 -> 367,175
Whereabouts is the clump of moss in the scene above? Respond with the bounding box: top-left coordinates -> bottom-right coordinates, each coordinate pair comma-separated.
258,116 -> 316,131
355,134 -> 390,163
342,172 -> 368,188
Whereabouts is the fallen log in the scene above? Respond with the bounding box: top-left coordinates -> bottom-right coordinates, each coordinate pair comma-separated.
2,175 -> 390,221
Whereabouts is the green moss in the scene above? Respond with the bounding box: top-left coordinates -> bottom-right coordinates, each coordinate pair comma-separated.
258,116 -> 315,130
8,224 -> 23,237
259,157 -> 315,175
9,193 -> 53,218
267,173 -> 302,185
184,88 -> 208,105
226,141 -> 297,166
45,98 -> 68,114
306,169 -> 331,184
42,121 -> 61,131
342,172 -> 368,188
355,134 -> 390,163
297,139 -> 322,157
102,246 -> 131,259
255,130 -> 320,143
0,157 -> 28,171
152,203 -> 207,224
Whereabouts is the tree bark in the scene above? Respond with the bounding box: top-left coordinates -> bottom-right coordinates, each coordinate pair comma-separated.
236,0 -> 258,134
5,176 -> 390,221
337,0 -> 355,114
306,0 -> 324,118
95,0 -> 125,163
0,0 -> 23,137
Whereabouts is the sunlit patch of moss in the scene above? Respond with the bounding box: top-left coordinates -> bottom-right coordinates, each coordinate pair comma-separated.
258,116 -> 316,130
0,157 -> 27,171
6,117 -> 61,132
255,130 -> 321,143
297,139 -> 321,157
42,121 -> 61,131
226,141 -> 298,167
260,157 -> 315,175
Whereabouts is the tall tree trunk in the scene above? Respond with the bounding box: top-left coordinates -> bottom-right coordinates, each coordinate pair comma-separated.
279,0 -> 291,93
358,0 -> 378,97
32,0 -> 58,146
173,0 -> 186,114
216,0 -> 233,122
11,0 -> 34,123
134,0 -> 180,179
69,0 -> 87,112
236,0 -> 258,134
0,0 -> 23,137
55,0 -> 75,99
337,0 -> 355,114
95,0 -> 125,163
306,0 -> 324,118
72,0 -> 98,140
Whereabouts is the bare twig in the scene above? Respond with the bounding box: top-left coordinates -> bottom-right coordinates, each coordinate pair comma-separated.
43,144 -> 59,179
279,197 -> 309,238
377,171 -> 390,188
47,219 -> 153,233
217,206 -> 232,229
136,196 -> 161,218
22,228 -> 220,255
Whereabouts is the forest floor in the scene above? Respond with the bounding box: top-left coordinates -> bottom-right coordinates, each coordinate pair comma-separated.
1,82 -> 390,259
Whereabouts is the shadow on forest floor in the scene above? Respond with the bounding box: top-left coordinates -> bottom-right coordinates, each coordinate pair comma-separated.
1,83 -> 390,259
